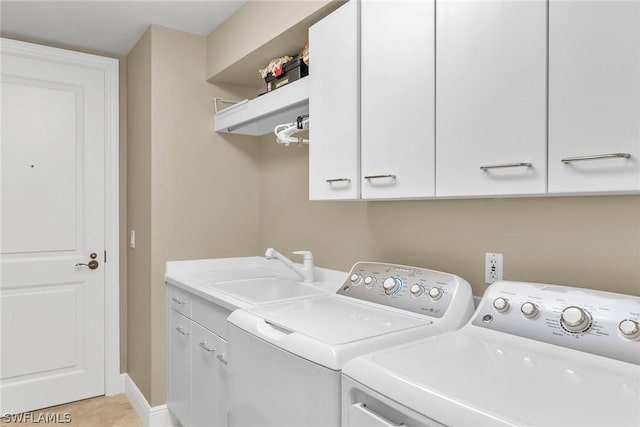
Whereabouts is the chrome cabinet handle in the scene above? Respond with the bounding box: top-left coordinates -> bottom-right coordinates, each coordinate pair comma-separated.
561,153 -> 631,164
480,163 -> 532,170
171,297 -> 186,305
326,178 -> 351,184
199,342 -> 215,353
364,174 -> 396,180
216,354 -> 228,365
175,326 -> 190,336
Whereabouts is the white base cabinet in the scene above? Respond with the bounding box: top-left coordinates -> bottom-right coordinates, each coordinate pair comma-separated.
168,309 -> 192,427
191,322 -> 227,427
548,0 -> 640,193
167,285 -> 230,427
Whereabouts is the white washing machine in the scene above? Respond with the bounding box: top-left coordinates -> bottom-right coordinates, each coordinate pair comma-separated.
226,262 -> 475,427
342,280 -> 640,427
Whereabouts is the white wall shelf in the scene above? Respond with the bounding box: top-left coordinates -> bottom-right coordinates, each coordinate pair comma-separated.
214,77 -> 309,136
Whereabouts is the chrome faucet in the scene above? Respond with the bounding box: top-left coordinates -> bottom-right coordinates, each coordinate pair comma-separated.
264,247 -> 314,283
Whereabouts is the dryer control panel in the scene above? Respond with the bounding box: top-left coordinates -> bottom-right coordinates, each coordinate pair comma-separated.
472,280 -> 640,364
337,262 -> 473,321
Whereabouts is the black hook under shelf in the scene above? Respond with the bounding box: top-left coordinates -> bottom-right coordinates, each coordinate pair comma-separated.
296,114 -> 309,129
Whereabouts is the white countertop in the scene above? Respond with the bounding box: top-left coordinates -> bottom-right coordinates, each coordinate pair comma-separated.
165,256 -> 348,312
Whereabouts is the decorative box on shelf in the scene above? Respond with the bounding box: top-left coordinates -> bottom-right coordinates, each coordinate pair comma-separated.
265,57 -> 309,93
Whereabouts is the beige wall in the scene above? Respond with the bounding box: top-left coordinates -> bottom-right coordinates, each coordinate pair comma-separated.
118,57 -> 128,374
126,25 -> 261,406
259,140 -> 640,297
127,28 -> 153,399
149,24 -> 262,405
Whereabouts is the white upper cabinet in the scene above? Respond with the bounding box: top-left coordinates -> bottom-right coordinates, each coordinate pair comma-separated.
309,0 -> 359,200
548,0 -> 640,193
435,0 -> 548,197
360,0 -> 435,199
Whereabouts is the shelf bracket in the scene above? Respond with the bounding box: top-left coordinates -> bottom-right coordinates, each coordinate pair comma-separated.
213,97 -> 241,114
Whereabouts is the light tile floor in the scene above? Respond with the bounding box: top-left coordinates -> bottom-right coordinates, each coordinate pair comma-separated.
2,394 -> 144,427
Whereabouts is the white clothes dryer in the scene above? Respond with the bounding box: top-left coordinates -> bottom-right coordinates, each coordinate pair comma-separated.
342,280 -> 640,427
226,262 -> 475,427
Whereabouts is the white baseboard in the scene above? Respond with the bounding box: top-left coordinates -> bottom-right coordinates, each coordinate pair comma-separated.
150,404 -> 177,426
121,373 -> 178,427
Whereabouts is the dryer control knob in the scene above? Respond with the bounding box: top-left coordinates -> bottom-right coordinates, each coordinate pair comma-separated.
364,276 -> 377,288
493,297 -> 510,313
520,302 -> 539,318
619,319 -> 640,339
428,287 -> 443,300
383,277 -> 401,295
410,284 -> 424,297
350,274 -> 362,285
561,306 -> 591,333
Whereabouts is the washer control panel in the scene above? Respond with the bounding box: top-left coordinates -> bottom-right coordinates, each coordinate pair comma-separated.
472,280 -> 640,364
337,262 -> 468,318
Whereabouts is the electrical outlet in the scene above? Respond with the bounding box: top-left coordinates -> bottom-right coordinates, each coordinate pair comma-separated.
485,252 -> 503,284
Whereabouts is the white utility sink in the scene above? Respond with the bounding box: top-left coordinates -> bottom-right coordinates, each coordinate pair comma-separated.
204,277 -> 325,305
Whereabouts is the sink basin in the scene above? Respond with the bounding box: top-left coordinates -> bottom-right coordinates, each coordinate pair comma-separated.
204,277 -> 325,304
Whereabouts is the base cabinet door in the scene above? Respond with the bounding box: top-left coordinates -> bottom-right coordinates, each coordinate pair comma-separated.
192,322 -> 227,427
435,0 -> 547,197
548,0 -> 640,193
168,285 -> 230,427
216,338 -> 229,427
168,309 -> 192,427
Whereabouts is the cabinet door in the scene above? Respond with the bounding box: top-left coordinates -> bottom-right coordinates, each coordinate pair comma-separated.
192,323 -> 226,427
548,0 -> 640,193
361,0 -> 435,199
168,309 -> 191,427
216,338 -> 229,427
436,0 -> 547,197
309,0 -> 359,200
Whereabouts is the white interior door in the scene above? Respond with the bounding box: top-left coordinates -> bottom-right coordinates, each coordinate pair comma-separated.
1,42 -> 108,414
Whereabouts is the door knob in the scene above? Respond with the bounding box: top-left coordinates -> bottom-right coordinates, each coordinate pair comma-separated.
76,254 -> 99,270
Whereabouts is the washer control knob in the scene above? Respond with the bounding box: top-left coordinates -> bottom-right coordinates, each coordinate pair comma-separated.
619,319 -> 640,339
383,277 -> 401,295
363,276 -> 377,288
410,284 -> 424,297
520,302 -> 539,318
350,274 -> 362,285
561,306 -> 591,332
428,287 -> 443,300
493,297 -> 509,313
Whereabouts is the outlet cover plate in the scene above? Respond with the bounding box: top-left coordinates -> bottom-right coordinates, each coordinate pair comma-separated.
485,252 -> 503,284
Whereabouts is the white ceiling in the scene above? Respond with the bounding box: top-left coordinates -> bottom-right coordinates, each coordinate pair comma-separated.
0,0 -> 247,56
